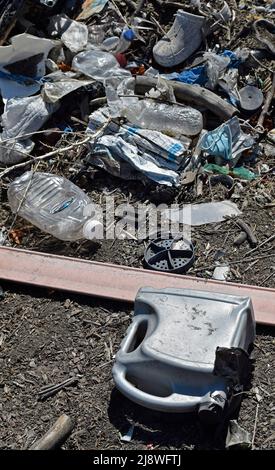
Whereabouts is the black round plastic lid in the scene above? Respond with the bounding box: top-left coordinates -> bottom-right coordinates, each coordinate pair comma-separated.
239,85 -> 263,112
144,236 -> 195,274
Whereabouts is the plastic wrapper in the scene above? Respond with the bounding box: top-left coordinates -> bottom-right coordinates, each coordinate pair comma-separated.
87,108 -> 183,185
88,135 -> 179,186
77,0 -> 109,20
124,126 -> 191,170
88,108 -> 191,170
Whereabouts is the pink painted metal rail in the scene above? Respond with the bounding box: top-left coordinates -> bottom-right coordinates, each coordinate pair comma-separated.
0,246 -> 274,325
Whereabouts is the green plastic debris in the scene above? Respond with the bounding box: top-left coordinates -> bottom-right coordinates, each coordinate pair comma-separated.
203,164 -> 229,175
232,167 -> 256,180
203,163 -> 256,180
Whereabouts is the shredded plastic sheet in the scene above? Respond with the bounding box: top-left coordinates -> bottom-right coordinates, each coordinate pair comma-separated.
124,126 -> 191,170
0,33 -> 56,99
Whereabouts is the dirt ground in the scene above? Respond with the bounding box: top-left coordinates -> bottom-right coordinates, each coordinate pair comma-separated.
0,282 -> 274,451
0,0 -> 275,452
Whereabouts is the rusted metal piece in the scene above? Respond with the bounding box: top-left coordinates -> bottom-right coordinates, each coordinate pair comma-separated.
0,246 -> 274,326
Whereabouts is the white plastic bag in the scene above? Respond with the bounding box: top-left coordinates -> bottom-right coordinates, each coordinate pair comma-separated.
72,49 -> 131,82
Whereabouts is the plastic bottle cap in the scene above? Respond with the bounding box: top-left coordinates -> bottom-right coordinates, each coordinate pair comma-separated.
123,29 -> 135,41
83,220 -> 103,240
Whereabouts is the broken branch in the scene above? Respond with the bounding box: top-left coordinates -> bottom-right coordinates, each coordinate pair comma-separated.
29,414 -> 75,450
257,72 -> 275,130
236,220 -> 258,248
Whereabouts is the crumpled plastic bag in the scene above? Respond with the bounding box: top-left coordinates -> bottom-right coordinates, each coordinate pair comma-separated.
1,95 -> 59,140
0,95 -> 59,164
203,52 -> 231,90
0,138 -> 34,165
0,33 -> 57,99
72,49 -> 131,82
48,14 -> 88,53
72,49 -> 132,82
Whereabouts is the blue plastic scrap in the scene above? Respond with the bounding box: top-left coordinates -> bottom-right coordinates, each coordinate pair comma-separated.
0,70 -> 42,86
199,116 -> 242,161
163,50 -> 242,85
199,116 -> 255,163
222,50 -> 241,68
163,65 -> 207,85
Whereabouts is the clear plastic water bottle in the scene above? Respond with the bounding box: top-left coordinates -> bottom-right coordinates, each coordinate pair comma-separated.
115,28 -> 136,53
8,171 -> 102,241
126,100 -> 203,137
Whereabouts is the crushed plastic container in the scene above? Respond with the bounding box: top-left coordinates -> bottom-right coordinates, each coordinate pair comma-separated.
113,287 -> 255,416
8,171 -> 102,241
164,201 -> 241,225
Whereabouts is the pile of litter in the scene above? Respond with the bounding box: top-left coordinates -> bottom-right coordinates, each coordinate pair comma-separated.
0,0 -> 273,271
0,0 -> 274,303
